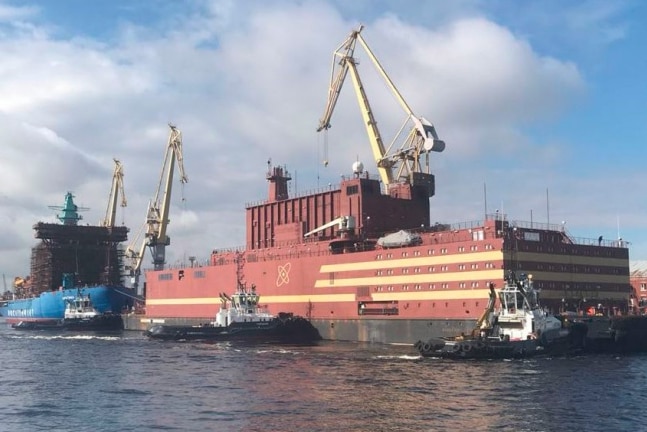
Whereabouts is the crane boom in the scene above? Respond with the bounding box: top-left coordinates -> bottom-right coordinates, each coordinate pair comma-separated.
147,124 -> 188,271
317,25 -> 446,190
125,124 -> 188,292
103,158 -> 127,227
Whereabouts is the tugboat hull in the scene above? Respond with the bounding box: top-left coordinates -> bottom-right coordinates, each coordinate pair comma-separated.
415,337 -> 544,360
145,314 -> 320,343
415,327 -> 575,360
11,314 -> 123,332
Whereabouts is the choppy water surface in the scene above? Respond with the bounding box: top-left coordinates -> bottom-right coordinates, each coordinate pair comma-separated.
0,323 -> 645,432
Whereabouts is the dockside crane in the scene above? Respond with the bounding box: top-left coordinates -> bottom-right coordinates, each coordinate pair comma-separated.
103,158 -> 127,227
125,124 -> 188,292
317,25 -> 446,192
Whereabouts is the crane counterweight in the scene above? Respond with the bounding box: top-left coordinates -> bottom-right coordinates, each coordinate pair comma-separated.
317,25 -> 446,193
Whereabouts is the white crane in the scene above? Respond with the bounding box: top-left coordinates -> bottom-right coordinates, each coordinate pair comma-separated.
125,124 -> 188,292
317,25 -> 445,190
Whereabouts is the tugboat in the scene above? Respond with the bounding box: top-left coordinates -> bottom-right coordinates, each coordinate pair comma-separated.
144,282 -> 321,343
59,293 -> 123,331
414,272 -> 579,359
11,293 -> 123,331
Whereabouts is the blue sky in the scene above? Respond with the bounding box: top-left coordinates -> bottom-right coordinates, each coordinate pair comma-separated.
0,0 -> 645,280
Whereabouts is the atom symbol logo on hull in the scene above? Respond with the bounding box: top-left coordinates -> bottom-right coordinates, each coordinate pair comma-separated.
276,262 -> 291,287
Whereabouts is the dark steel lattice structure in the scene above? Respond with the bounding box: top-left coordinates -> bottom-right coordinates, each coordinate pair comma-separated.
30,223 -> 128,294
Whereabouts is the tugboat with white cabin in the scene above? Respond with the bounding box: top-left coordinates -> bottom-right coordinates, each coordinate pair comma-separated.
144,282 -> 321,343
414,272 -> 580,359
60,292 -> 123,331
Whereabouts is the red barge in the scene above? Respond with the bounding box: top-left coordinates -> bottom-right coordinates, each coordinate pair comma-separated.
141,163 -> 630,343
139,27 -> 631,344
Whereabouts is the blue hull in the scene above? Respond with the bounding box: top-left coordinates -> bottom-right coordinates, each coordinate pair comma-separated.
0,285 -> 136,323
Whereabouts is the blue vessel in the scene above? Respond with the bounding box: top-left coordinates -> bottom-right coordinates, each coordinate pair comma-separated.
0,282 -> 134,324
1,192 -> 139,325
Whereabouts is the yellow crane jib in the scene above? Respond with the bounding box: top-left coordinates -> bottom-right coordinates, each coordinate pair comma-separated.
316,25 -> 446,190
103,158 -> 127,227
125,124 -> 189,293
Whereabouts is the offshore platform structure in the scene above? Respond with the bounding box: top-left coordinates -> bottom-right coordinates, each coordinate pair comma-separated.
29,161 -> 129,294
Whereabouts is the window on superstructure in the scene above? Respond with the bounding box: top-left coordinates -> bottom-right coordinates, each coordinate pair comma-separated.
402,252 -> 408,257
159,273 -> 173,281
194,270 -> 206,278
441,248 -> 447,254
346,185 -> 359,195
458,246 -> 465,252
387,253 -> 392,259
458,264 -> 465,270
403,285 -> 408,291
402,268 -> 409,274
641,284 -> 646,292
430,284 -> 435,289
459,283 -> 465,288
428,249 -> 435,255
414,251 -> 420,256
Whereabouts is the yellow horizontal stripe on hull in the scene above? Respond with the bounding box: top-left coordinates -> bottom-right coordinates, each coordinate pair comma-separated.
320,251 -> 503,273
372,289 -> 493,301
314,269 -> 504,288
147,297 -> 222,306
147,293 -> 357,306
512,251 -> 628,267
540,291 -> 629,300
147,288 -> 628,306
524,272 -> 628,284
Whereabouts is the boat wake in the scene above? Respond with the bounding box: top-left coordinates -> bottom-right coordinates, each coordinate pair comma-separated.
9,334 -> 122,341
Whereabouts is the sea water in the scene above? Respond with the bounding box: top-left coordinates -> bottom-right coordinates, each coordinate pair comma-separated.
0,322 -> 644,432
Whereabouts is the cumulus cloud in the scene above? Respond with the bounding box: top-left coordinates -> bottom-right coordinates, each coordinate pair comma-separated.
0,0 -> 642,279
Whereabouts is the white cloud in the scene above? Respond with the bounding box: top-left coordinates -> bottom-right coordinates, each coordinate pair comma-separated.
0,3 -> 38,22
0,0 -> 642,279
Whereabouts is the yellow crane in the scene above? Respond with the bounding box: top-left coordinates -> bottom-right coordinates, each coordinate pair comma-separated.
125,124 -> 188,291
317,25 -> 446,190
103,158 -> 127,227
